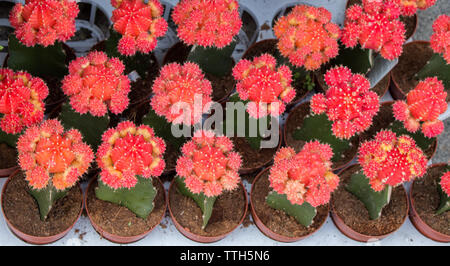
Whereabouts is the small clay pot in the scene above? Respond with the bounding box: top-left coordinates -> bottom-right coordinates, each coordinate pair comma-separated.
1,170 -> 83,245
390,41 -> 435,100
167,178 -> 248,243
283,101 -> 359,171
85,176 -> 167,244
250,168 -> 329,242
409,163 -> 450,243
330,164 -> 409,242
242,38 -> 310,107
0,165 -> 19,178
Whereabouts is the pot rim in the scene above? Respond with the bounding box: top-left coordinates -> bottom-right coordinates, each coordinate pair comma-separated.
330,163 -> 409,242
1,169 -> 83,245
409,163 -> 450,243
249,167 -> 329,242
167,177 -> 248,243
84,175 -> 167,244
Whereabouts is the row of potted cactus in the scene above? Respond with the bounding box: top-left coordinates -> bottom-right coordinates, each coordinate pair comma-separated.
0,0 -> 448,245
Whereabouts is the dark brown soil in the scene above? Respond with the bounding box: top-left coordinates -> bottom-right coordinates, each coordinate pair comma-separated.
2,171 -> 82,237
163,42 -> 235,102
169,181 -> 246,237
243,39 -> 309,104
392,42 -> 449,101
411,164 -> 450,236
0,143 -> 17,169
232,136 -> 279,172
331,164 -> 408,236
252,170 -> 329,238
360,102 -> 437,159
87,178 -> 166,237
315,68 -> 390,97
284,102 -> 359,169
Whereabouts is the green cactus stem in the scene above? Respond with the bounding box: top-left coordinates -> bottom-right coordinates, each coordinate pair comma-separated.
436,166 -> 450,215
417,53 -> 450,90
96,176 -> 158,219
388,120 -> 436,152
7,35 -> 68,79
329,44 -> 373,75
29,182 -> 68,221
187,41 -> 236,77
59,103 -> 109,151
346,171 -> 392,220
0,127 -> 19,148
293,113 -> 352,163
266,190 -> 317,227
175,176 -> 217,229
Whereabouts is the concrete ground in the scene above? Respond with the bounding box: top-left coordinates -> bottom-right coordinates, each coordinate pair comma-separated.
414,0 -> 450,164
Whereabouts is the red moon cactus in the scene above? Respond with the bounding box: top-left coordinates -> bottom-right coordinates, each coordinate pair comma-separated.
430,14 -> 450,64
441,171 -> 450,197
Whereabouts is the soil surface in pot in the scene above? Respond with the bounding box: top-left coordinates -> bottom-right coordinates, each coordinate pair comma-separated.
285,102 -> 358,169
0,143 -> 17,169
316,67 -> 389,98
164,42 -> 235,102
87,179 -> 166,237
232,136 -> 279,171
252,170 -> 329,238
392,42 -> 450,101
411,164 -> 450,236
331,165 -> 408,236
2,171 -> 82,237
243,39 -> 309,104
169,181 -> 246,237
360,102 -> 437,159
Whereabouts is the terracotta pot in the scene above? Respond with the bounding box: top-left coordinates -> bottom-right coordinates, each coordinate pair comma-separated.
167,178 -> 248,243
85,176 -> 167,244
409,163 -> 450,243
283,101 -> 358,171
1,170 -> 83,245
330,164 -> 409,242
389,40 -> 431,100
0,166 -> 19,178
250,167 -> 329,242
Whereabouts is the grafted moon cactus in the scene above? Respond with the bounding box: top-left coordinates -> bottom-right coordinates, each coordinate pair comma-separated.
17,119 -> 93,220
441,172 -> 450,197
342,0 -> 406,60
96,121 -> 166,189
399,0 -> 436,16
111,0 -> 168,56
437,170 -> 450,214
269,142 -> 339,207
310,66 -> 379,139
150,62 -> 212,125
393,77 -> 447,138
9,0 -> 79,47
273,5 -> 340,71
172,0 -> 242,48
232,54 -> 296,118
0,69 -> 48,134
358,130 -> 428,192
176,130 -> 242,197
62,51 -> 131,117
430,14 -> 450,64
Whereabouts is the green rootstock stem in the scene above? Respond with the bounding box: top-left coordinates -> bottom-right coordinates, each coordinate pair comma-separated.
329,44 -> 373,75
266,190 -> 317,227
95,176 -> 157,219
7,35 -> 68,79
29,183 -> 68,221
187,41 -> 236,77
417,53 -> 450,90
175,176 -> 217,229
293,113 -> 351,163
0,128 -> 19,148
346,172 -> 392,220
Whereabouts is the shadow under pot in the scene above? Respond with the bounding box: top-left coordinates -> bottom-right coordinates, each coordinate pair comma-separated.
284,101 -> 359,171
409,163 -> 450,243
163,42 -> 236,104
390,41 -> 450,101
242,39 -> 312,110
1,170 -> 83,245
360,101 -> 437,160
167,177 -> 248,243
330,164 -> 409,242
250,168 -> 329,242
85,176 -> 167,244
